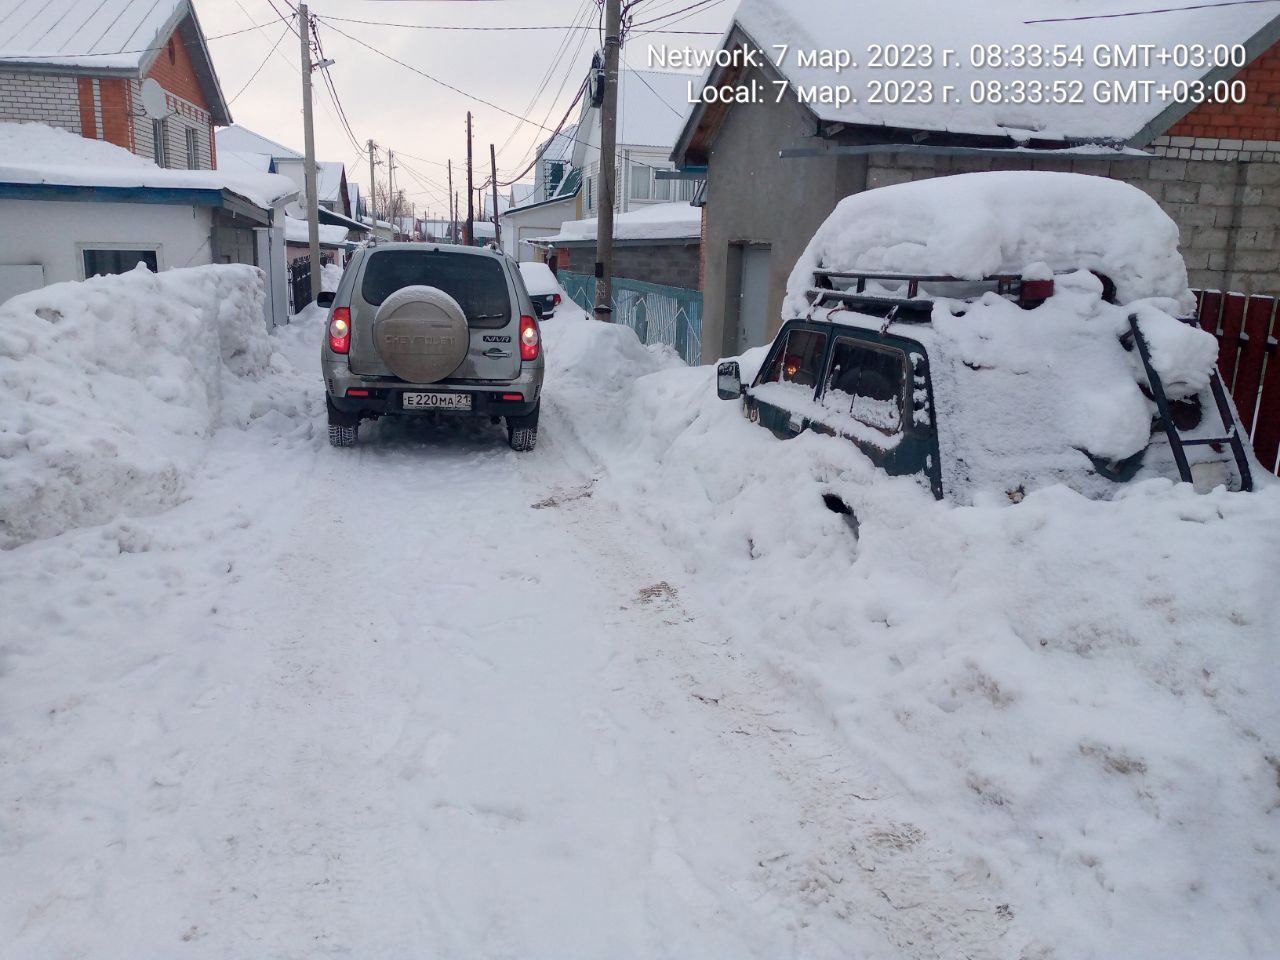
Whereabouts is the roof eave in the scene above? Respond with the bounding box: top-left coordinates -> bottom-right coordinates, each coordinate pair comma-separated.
1126,13 -> 1280,148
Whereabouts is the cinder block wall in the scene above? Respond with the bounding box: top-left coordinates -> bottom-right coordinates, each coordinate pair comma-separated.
560,242 -> 702,291
866,152 -> 1280,296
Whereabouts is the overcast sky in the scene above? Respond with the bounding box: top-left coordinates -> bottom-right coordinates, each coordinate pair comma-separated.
196,0 -> 733,218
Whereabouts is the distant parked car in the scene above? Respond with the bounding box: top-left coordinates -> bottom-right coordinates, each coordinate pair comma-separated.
320,242 -> 544,450
518,261 -> 565,320
717,172 -> 1255,503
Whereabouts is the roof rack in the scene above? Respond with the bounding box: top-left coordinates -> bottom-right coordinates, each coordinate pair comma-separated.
806,269 -> 1054,320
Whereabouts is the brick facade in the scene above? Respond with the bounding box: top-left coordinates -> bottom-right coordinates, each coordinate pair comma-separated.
0,71 -> 81,132
0,24 -> 215,170
1167,42 -> 1280,143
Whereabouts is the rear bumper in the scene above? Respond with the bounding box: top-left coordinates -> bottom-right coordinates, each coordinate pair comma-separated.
324,357 -> 541,423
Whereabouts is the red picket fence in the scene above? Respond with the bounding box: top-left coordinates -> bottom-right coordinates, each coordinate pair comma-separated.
1193,290 -> 1280,476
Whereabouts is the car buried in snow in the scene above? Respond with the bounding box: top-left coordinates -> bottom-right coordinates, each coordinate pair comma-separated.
715,172 -> 1256,503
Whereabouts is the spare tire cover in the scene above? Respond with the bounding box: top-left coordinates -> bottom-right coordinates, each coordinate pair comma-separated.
373,285 -> 469,383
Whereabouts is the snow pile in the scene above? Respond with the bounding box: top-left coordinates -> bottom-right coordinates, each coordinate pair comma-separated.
518,261 -> 561,297
284,216 -> 350,246
0,265 -> 310,548
784,172 -> 1193,315
0,122 -> 296,209
551,202 -> 701,243
542,314 -> 1280,958
322,262 -> 343,292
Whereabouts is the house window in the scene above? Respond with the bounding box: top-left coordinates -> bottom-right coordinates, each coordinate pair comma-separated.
547,161 -> 564,193
83,248 -> 158,278
185,127 -> 198,169
152,118 -> 167,167
585,176 -> 593,211
628,160 -> 652,201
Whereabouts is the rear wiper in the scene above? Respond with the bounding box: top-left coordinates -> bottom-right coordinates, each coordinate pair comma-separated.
472,313 -> 505,320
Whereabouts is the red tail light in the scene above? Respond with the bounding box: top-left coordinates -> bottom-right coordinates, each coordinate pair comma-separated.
1020,279 -> 1054,303
553,293 -> 562,306
328,307 -> 351,354
519,314 -> 540,361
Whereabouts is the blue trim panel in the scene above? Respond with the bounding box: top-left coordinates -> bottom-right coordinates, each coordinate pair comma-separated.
0,182 -> 246,211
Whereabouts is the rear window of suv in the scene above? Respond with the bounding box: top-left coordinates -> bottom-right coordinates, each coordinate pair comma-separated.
361,250 -> 511,328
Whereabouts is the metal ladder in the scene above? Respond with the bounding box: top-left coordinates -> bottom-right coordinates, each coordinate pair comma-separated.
1127,313 -> 1254,492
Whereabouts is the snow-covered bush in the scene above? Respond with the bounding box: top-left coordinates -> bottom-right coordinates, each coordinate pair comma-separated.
0,265 -> 285,547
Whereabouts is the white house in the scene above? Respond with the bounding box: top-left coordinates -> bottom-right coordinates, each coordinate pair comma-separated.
0,122 -> 296,324
500,70 -> 698,262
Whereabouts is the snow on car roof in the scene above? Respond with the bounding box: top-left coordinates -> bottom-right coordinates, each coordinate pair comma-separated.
783,171 -> 1193,319
0,122 -> 297,210
518,261 -> 560,296
734,0 -> 1278,143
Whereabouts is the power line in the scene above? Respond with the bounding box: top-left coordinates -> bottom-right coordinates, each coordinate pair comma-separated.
0,16 -> 293,61
1025,0 -> 1277,22
228,19 -> 295,104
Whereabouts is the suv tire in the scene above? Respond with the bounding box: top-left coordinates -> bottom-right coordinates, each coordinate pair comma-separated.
329,422 -> 358,447
507,402 -> 539,452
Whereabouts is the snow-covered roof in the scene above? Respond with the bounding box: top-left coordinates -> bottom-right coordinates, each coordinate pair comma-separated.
0,0 -> 180,69
0,0 -> 230,124
731,0 -> 1280,143
317,161 -> 346,207
540,123 -> 578,164
284,216 -> 350,246
216,125 -> 301,161
0,122 -> 295,210
617,70 -> 693,149
512,183 -> 536,206
217,149 -> 273,176
549,201 -> 700,244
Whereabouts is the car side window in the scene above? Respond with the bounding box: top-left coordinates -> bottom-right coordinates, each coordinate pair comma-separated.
760,329 -> 829,390
821,339 -> 907,434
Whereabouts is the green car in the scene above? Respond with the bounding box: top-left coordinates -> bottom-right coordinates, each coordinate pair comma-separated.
717,270 -> 1253,502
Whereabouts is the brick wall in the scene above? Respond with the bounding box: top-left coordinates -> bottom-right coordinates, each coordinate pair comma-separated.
867,152 -> 1280,296
0,71 -> 81,132
1167,42 -> 1280,143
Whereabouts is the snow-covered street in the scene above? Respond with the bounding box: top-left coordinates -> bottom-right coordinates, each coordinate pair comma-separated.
2,286 -> 1278,959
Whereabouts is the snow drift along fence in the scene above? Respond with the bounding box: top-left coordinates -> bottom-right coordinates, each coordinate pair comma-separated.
559,271 -> 702,366
1193,290 -> 1280,476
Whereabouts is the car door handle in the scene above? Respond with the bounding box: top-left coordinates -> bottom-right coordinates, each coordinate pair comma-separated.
482,347 -> 512,358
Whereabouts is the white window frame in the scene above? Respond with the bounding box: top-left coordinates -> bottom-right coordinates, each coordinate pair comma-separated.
76,242 -> 164,280
185,126 -> 198,169
152,118 -> 168,167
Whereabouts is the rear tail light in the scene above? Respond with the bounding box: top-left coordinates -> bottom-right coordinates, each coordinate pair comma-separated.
519,314 -> 541,361
1020,278 -> 1054,304
328,307 -> 351,354
553,293 -> 562,306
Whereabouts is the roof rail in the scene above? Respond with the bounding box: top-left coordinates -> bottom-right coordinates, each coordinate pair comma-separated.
807,268 -> 1055,318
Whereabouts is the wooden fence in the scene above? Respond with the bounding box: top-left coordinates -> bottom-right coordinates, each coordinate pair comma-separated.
1193,290 -> 1280,475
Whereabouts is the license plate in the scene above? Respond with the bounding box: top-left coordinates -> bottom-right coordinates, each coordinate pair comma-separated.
402,392 -> 471,411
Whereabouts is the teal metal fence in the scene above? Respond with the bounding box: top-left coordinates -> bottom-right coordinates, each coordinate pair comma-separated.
558,271 -> 702,366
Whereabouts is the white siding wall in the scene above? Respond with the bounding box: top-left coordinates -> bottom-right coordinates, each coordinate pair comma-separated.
129,80 -> 213,169
0,199 -> 213,288
0,70 -> 81,132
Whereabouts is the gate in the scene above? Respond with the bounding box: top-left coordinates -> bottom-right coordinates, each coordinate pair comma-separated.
1193,290 -> 1280,475
288,256 -> 312,314
558,272 -> 703,366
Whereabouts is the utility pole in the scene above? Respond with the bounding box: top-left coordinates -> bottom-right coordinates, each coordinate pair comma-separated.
447,159 -> 455,243
387,149 -> 397,234
300,2 -> 322,299
465,111 -> 475,246
490,143 -> 501,249
454,191 -> 460,244
367,138 -> 377,234
594,0 -> 621,321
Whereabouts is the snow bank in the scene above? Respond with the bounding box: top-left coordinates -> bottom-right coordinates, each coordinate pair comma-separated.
551,202 -> 701,243
784,172 -> 1193,315
284,216 -> 350,246
541,315 -> 1280,958
0,265 -> 309,547
0,122 -> 296,209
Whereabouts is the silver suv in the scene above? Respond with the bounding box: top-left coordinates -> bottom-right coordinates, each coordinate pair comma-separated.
320,242 -> 545,450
